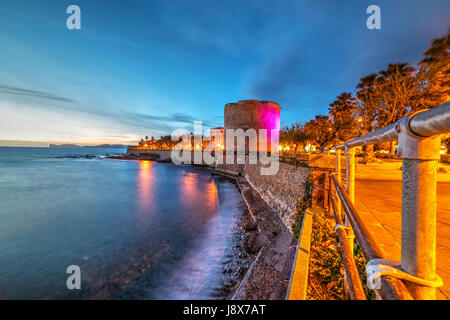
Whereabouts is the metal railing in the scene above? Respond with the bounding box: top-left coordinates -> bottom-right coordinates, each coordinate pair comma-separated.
328,102 -> 450,300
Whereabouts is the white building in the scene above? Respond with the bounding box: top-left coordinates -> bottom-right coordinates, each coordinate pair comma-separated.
209,127 -> 224,149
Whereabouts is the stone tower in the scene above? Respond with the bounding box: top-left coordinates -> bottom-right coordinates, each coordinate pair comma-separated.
224,100 -> 280,152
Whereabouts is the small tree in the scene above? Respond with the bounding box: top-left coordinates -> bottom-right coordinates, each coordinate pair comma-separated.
442,135 -> 450,153
305,115 -> 336,152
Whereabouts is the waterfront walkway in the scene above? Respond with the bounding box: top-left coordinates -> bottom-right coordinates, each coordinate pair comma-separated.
354,161 -> 450,299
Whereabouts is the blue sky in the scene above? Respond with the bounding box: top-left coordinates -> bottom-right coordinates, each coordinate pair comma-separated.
0,0 -> 449,146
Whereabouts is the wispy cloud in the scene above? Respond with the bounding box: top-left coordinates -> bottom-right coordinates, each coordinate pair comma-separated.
0,85 -> 75,103
126,112 -> 219,128
0,83 -> 221,138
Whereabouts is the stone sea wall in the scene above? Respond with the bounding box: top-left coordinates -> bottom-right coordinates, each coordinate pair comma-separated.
231,162 -> 319,299
244,163 -> 310,230
126,149 -> 173,160
126,149 -> 213,165
232,176 -> 296,300
215,158 -> 311,231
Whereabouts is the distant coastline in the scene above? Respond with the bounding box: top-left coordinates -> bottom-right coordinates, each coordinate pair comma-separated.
49,144 -> 127,148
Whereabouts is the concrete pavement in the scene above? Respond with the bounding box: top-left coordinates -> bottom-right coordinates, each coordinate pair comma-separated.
354,161 -> 450,299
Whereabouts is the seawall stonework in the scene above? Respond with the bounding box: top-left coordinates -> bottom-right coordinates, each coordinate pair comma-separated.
244,163 -> 310,230
126,149 -> 173,159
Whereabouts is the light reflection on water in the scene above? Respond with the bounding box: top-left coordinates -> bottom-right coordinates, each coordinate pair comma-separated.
0,147 -> 243,299
137,161 -> 156,232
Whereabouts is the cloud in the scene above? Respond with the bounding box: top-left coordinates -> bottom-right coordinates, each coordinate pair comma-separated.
120,112 -> 221,134
0,85 -> 75,103
246,0 -> 450,116
0,83 -> 220,136
133,112 -> 218,127
247,50 -> 308,103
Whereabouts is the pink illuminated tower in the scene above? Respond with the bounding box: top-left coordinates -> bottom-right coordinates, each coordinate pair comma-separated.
224,100 -> 280,153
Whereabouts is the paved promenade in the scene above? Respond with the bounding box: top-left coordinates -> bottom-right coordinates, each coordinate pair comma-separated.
354,161 -> 450,300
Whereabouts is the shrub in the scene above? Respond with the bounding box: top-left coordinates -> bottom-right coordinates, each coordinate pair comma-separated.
306,206 -> 376,300
307,206 -> 344,300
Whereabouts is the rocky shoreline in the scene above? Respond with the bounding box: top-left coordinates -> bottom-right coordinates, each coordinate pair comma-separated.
208,189 -> 258,299
205,173 -> 296,300
231,175 -> 296,299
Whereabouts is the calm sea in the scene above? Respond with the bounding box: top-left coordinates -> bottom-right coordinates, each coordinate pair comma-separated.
0,147 -> 243,299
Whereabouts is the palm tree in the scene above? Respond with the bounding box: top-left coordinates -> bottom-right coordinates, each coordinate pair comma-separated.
328,92 -> 357,118
356,73 -> 379,133
378,63 -> 415,81
375,62 -> 418,128
328,93 -> 358,143
355,74 -> 380,160
375,62 -> 418,154
420,27 -> 450,65
416,28 -> 450,108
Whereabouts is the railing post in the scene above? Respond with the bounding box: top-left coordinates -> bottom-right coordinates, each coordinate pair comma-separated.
345,144 -> 356,205
343,144 -> 356,299
344,145 -> 356,241
396,116 -> 442,300
328,174 -> 332,210
335,149 -> 342,218
335,149 -> 342,179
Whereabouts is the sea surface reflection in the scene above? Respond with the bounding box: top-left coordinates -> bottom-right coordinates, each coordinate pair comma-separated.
0,147 -> 243,299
